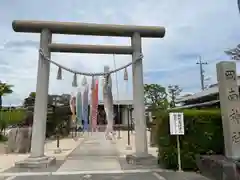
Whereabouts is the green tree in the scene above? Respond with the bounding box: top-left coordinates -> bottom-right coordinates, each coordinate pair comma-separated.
144,84 -> 168,110
0,82 -> 13,109
23,92 -> 36,108
29,92 -> 36,98
168,84 -> 182,108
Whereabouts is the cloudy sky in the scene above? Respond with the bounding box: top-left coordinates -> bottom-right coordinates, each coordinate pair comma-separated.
0,0 -> 239,106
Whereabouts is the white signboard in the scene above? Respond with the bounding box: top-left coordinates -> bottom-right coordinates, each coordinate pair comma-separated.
169,112 -> 184,135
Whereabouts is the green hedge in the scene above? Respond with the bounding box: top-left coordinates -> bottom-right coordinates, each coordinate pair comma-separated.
0,109 -> 26,131
0,107 -> 71,139
156,109 -> 224,171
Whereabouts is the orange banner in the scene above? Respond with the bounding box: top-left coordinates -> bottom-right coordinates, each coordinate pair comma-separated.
91,78 -> 99,130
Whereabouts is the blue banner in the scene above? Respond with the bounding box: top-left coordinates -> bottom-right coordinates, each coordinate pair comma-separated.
82,85 -> 89,131
76,91 -> 82,127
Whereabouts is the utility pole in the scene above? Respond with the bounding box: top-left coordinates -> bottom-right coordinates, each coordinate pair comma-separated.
196,55 -> 208,90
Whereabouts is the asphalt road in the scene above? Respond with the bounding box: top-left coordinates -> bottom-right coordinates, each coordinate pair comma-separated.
1,171 -> 210,180
2,172 -> 160,180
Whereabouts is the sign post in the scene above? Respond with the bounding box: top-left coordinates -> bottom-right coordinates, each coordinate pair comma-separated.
169,112 -> 184,172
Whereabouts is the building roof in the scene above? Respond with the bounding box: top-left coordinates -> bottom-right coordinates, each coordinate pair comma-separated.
54,99 -> 133,106
176,78 -> 240,103
171,100 -> 220,110
98,100 -> 133,105
50,94 -> 133,105
176,86 -> 218,103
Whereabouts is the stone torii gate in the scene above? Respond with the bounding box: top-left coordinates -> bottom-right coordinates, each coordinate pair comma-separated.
12,20 -> 165,167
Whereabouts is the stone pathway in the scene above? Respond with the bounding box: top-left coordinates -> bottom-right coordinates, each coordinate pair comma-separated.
57,132 -> 122,172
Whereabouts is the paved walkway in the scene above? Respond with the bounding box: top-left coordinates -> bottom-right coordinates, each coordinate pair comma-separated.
57,132 -> 122,172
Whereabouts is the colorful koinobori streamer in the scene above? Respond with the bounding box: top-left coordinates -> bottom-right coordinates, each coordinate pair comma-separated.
103,66 -> 114,137
76,89 -> 83,127
81,76 -> 89,131
69,93 -> 76,124
89,77 -> 94,131
93,78 -> 99,130
91,77 -> 99,131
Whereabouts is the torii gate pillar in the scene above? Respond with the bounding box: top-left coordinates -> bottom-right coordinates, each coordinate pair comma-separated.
15,29 -> 55,167
131,32 -> 148,157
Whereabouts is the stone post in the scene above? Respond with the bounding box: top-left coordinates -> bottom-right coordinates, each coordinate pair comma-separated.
131,32 -> 148,157
217,61 -> 240,159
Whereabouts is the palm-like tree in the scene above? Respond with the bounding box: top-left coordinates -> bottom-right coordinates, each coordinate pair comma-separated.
238,0 -> 240,13
0,82 -> 13,109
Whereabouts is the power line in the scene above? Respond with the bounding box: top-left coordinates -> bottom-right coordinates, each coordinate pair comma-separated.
196,55 -> 208,90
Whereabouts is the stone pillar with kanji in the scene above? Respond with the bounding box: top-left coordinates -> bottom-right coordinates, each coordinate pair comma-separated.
217,61 -> 240,159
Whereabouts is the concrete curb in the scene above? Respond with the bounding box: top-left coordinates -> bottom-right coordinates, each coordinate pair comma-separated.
0,169 -> 174,177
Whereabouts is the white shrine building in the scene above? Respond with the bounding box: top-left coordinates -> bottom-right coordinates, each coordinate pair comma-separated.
51,95 -> 133,126
97,100 -> 133,126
